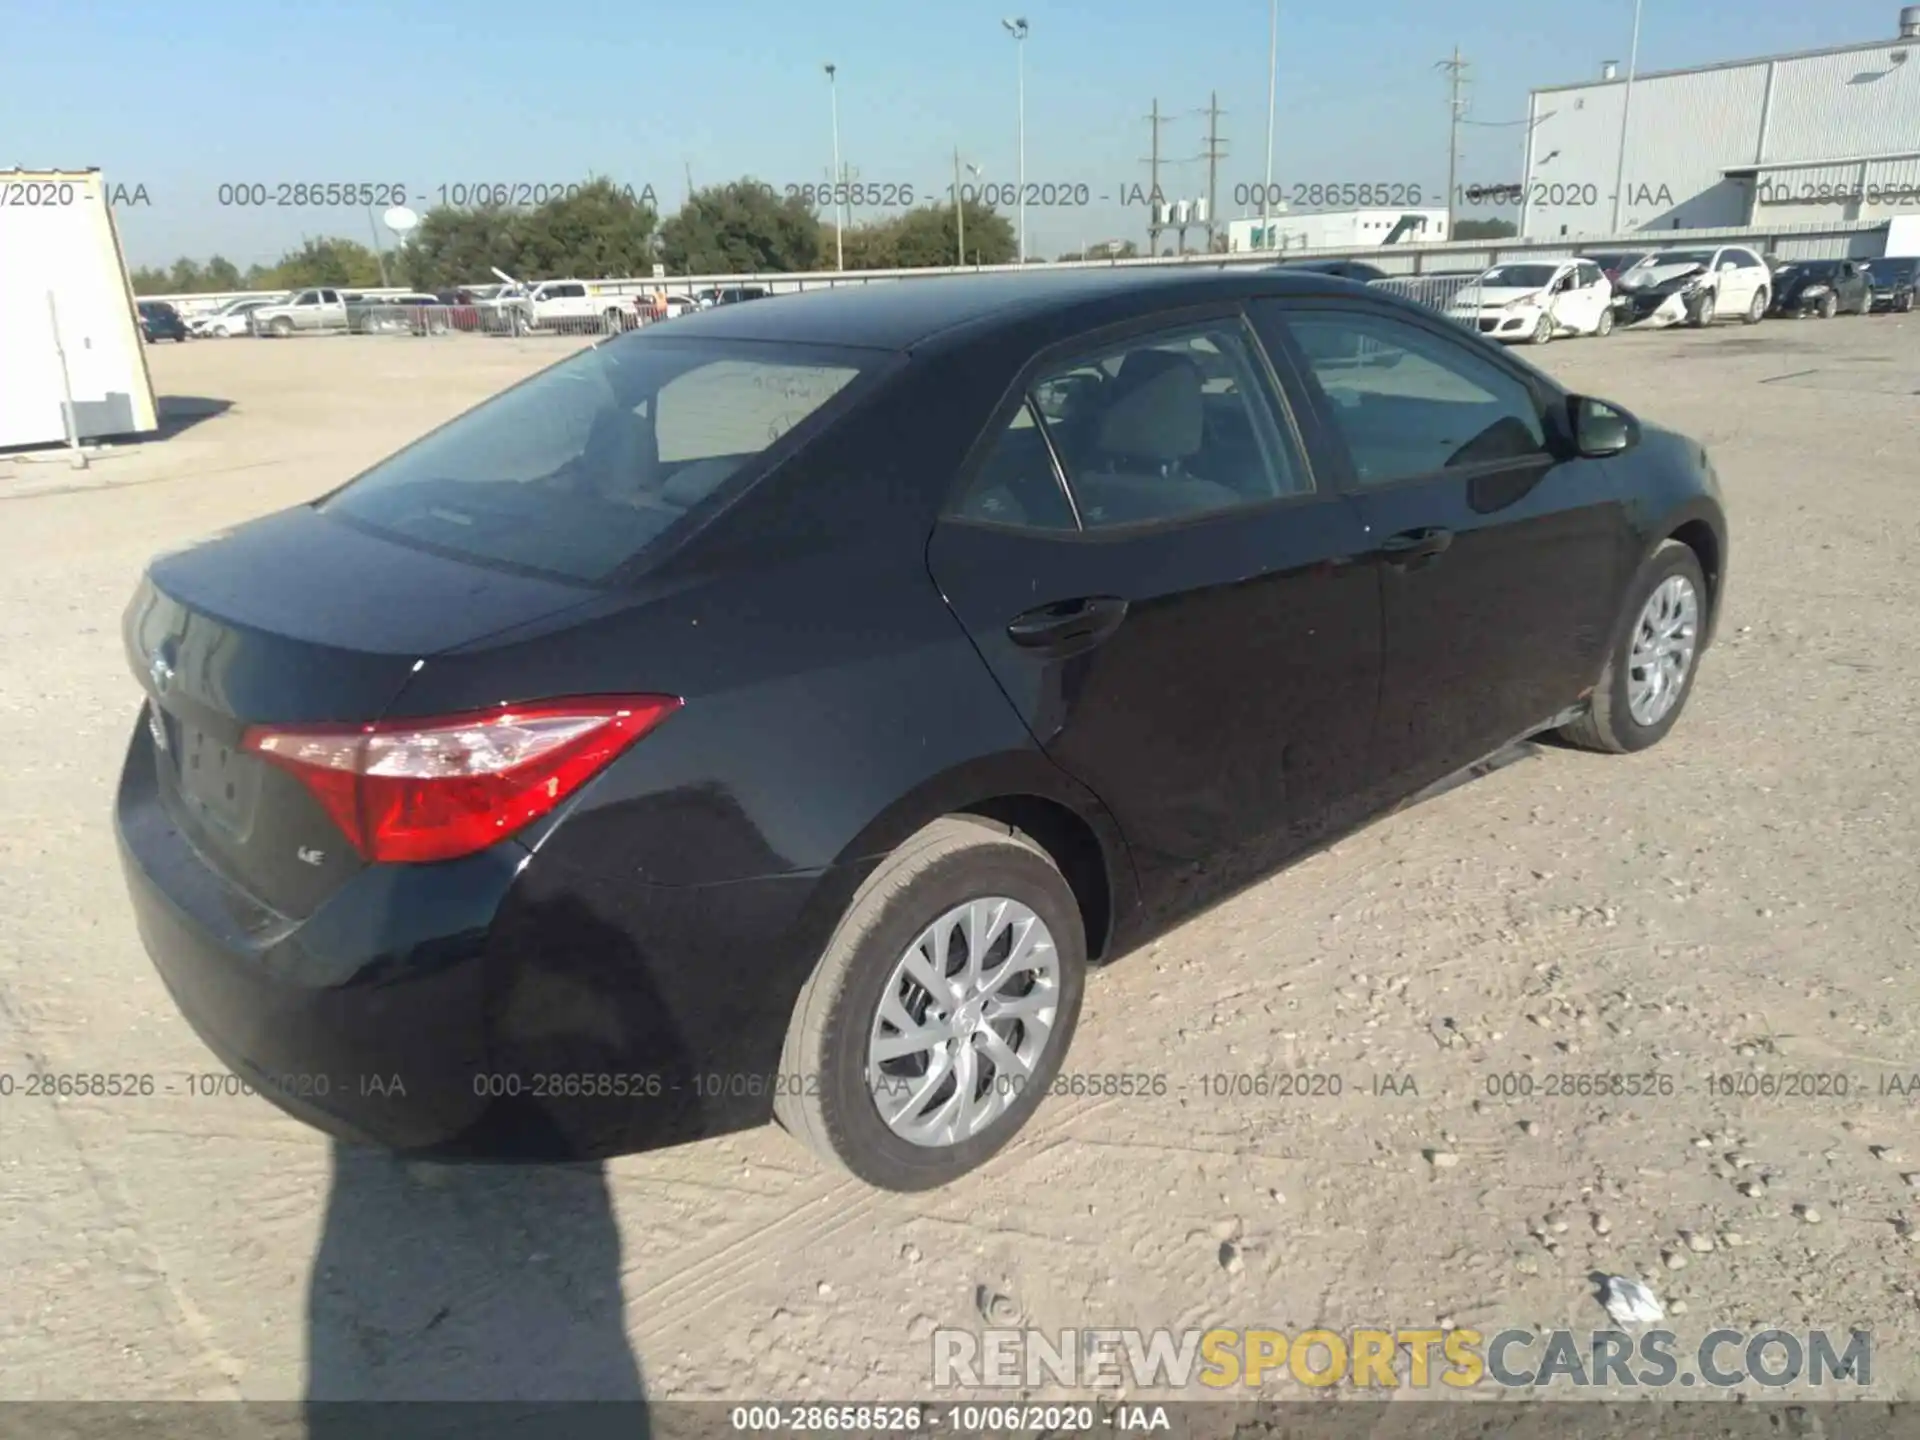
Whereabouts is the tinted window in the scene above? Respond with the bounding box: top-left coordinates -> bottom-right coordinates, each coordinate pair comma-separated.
1284,309 -> 1548,485
322,338 -> 875,582
950,402 -> 1077,530
1035,321 -> 1307,529
1729,249 -> 1762,269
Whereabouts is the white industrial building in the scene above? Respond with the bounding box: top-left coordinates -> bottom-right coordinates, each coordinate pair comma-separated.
1520,6 -> 1920,240
1224,209 -> 1450,253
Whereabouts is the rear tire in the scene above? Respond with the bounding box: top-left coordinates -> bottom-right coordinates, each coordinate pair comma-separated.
1559,540 -> 1708,755
1744,288 -> 1766,324
773,816 -> 1087,1191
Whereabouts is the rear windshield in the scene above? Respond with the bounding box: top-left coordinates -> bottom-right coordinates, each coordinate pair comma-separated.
320,336 -> 879,583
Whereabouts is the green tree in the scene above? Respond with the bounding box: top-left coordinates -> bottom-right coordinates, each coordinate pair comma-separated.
836,199 -> 1014,270
261,237 -> 387,288
510,177 -> 660,278
403,204 -> 526,290
1453,218 -> 1517,240
659,179 -> 823,274
127,266 -> 171,295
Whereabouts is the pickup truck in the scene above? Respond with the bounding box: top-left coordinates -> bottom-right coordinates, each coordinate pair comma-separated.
484,279 -> 643,334
248,288 -> 360,336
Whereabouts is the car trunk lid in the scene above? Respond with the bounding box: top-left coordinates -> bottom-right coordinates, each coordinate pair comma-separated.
125,505 -> 600,919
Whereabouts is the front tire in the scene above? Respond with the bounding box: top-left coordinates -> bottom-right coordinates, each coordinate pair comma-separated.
1529,311 -> 1554,345
1818,293 -> 1837,319
774,816 -> 1087,1191
1559,540 -> 1707,755
1690,291 -> 1717,328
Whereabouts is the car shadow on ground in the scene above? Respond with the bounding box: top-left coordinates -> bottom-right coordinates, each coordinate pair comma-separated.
305,1145 -> 650,1434
303,889 -> 678,1434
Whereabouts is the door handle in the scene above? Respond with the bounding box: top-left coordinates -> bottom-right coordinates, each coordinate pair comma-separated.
1006,596 -> 1129,656
1378,527 -> 1453,566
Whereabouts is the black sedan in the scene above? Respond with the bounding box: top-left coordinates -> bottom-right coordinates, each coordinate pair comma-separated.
1863,256 -> 1918,313
115,270 -> 1728,1190
1769,259 -> 1872,318
136,300 -> 190,343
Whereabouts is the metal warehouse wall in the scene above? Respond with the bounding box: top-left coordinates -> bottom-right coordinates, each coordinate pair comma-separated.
1522,35 -> 1920,241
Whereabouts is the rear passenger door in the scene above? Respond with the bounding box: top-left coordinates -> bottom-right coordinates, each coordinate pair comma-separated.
1255,298 -> 1633,799
927,309 -> 1382,919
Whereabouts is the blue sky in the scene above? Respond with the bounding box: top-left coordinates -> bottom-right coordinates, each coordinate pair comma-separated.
4,0 -> 1899,269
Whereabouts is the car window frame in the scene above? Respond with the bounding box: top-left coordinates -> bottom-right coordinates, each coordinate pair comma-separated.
939,300 -> 1328,542
1255,295 -> 1572,497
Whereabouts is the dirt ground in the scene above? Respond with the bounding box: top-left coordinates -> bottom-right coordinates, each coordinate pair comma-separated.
1,315 -> 1916,1408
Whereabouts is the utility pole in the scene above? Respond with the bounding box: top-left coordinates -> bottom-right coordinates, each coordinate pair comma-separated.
954,147 -> 965,267
1435,47 -> 1470,241
1144,98 -> 1171,256
1196,90 -> 1227,253
824,63 -> 844,272
1610,0 -> 1646,235
1262,0 -> 1278,239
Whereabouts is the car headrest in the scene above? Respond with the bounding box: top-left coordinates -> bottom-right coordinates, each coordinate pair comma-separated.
1096,356 -> 1203,461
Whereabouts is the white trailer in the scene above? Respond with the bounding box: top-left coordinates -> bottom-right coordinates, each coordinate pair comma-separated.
1229,208 -> 1452,253
0,169 -> 157,451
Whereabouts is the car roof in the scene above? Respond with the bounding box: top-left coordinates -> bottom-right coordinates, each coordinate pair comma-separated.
657,268 -> 1360,352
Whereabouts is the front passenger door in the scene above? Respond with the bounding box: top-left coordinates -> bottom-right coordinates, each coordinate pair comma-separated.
928,312 -> 1381,919
1258,299 -> 1634,800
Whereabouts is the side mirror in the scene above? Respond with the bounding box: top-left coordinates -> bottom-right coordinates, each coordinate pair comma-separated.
1570,395 -> 1637,457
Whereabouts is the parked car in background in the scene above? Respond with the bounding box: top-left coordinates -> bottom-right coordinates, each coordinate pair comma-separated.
694,286 -> 770,308
136,300 -> 190,343
248,288 -> 351,336
1578,250 -> 1655,287
115,268 -> 1727,1189
1613,246 -> 1772,328
1446,258 -> 1613,343
1768,258 -> 1872,318
1863,256 -> 1918,313
189,297 -> 276,337
353,294 -> 456,336
1269,258 -> 1390,283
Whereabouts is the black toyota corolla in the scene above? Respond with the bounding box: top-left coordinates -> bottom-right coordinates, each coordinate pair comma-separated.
116,269 -> 1728,1190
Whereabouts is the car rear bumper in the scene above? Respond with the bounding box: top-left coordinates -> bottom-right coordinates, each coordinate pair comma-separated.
115,717 -> 866,1160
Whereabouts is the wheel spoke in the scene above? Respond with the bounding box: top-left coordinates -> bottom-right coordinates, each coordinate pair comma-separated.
866,893 -> 1064,1151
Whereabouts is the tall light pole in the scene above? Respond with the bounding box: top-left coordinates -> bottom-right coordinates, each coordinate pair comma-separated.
1002,17 -> 1029,263
1262,0 -> 1278,242
953,152 -> 984,265
1609,0 -> 1645,235
824,62 -> 844,271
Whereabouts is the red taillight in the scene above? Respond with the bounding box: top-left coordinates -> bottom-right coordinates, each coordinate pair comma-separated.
243,695 -> 681,865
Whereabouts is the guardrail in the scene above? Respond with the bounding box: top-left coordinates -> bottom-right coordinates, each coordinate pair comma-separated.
141,214 -> 1894,316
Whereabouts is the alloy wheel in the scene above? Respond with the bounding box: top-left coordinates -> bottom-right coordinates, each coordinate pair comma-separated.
867,896 -> 1061,1148
1626,575 -> 1699,728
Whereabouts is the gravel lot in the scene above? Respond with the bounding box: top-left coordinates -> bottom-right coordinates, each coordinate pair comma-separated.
2,316 -> 1916,1407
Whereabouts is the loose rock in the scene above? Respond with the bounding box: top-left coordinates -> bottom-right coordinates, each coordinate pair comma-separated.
1685,1231 -> 1715,1253
1795,1204 -> 1822,1225
1663,1251 -> 1689,1271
